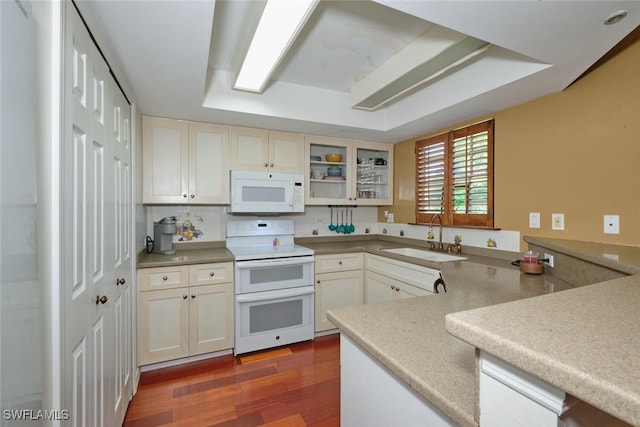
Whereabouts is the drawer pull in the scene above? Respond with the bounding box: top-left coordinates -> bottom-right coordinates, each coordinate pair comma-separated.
162,276 -> 168,281
338,261 -> 343,265
209,272 -> 215,277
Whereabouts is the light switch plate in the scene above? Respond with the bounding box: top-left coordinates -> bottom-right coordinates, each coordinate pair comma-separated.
529,212 -> 540,229
604,215 -> 620,234
551,213 -> 564,230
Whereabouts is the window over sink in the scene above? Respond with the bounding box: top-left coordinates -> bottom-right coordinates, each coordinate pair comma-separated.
416,119 -> 494,228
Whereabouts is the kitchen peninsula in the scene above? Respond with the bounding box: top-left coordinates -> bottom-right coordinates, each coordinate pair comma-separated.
327,238 -> 640,426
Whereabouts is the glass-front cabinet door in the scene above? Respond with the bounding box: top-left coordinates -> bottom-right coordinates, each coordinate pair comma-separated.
305,136 -> 352,204
352,140 -> 393,206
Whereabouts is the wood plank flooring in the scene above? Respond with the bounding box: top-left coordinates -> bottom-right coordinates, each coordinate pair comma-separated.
123,334 -> 340,427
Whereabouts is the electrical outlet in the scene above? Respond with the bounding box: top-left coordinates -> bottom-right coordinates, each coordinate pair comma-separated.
551,213 -> 564,230
604,215 -> 620,234
529,212 -> 540,229
544,253 -> 554,268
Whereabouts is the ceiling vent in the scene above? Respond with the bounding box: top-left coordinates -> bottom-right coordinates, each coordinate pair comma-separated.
351,25 -> 489,111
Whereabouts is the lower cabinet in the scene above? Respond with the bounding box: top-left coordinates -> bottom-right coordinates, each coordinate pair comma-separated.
314,253 -> 364,332
479,352 -> 630,426
365,270 -> 431,304
138,263 -> 234,365
364,254 -> 440,304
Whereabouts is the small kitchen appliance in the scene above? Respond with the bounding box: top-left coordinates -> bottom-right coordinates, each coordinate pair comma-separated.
229,170 -> 305,214
152,216 -> 176,255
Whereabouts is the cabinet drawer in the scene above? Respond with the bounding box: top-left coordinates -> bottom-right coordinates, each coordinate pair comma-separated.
138,266 -> 189,292
189,262 -> 233,286
365,254 -> 439,291
315,253 -> 363,274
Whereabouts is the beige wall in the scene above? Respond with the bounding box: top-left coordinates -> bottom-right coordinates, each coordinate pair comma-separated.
383,37 -> 640,249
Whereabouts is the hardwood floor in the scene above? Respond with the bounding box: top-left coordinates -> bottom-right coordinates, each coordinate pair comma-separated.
123,334 -> 340,427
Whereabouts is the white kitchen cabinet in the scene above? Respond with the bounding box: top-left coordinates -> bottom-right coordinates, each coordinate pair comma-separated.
341,334 -> 457,426
305,136 -> 393,205
365,270 -> 431,303
364,254 -> 440,304
352,140 -> 393,206
137,262 -> 234,365
479,352 -> 630,427
315,253 -> 364,332
142,116 -> 229,204
230,126 -> 304,173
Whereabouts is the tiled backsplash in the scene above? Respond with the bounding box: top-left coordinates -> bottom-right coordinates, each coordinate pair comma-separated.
145,206 -> 520,252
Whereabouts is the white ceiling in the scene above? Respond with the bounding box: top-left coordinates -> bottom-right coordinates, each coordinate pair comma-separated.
86,1 -> 640,143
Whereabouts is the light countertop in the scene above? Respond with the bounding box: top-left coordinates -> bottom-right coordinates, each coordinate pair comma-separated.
327,256 -> 573,427
137,242 -> 233,268
446,275 -> 640,425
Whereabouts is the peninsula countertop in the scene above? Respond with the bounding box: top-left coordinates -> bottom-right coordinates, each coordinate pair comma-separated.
445,239 -> 640,426
327,256 -> 573,427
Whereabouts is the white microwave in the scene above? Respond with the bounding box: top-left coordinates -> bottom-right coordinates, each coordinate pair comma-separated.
229,170 -> 305,214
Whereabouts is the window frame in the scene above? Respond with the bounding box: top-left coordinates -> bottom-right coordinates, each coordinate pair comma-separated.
415,119 -> 494,228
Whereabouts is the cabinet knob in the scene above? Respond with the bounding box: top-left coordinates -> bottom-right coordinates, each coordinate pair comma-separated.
191,294 -> 196,299
338,261 -> 343,265
183,294 -> 188,299
162,276 -> 168,281
317,280 -> 320,284
183,193 -> 187,198
116,277 -> 126,285
270,163 -> 274,167
209,272 -> 215,277
264,162 -> 268,167
190,194 -> 195,199
96,295 -> 108,305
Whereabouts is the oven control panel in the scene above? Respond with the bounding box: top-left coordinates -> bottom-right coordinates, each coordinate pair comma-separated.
227,219 -> 295,237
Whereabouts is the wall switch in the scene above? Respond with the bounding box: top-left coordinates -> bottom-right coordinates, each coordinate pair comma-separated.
604,215 -> 620,234
386,213 -> 394,223
551,213 -> 564,230
529,212 -> 540,229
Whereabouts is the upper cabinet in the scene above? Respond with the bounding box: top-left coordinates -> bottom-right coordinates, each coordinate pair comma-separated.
306,136 -> 393,205
230,127 -> 304,174
143,117 -> 229,204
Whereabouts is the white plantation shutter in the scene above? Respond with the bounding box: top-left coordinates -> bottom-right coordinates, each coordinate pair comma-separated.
415,120 -> 494,227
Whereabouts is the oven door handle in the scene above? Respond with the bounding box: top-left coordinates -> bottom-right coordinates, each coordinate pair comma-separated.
236,286 -> 315,303
235,257 -> 315,269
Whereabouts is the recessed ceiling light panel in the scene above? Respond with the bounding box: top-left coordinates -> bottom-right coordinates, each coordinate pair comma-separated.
234,0 -> 319,93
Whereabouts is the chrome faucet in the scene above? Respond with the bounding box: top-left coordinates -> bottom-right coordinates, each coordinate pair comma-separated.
429,213 -> 444,251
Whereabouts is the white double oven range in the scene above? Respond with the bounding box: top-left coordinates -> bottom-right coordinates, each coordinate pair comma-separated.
226,220 -> 315,355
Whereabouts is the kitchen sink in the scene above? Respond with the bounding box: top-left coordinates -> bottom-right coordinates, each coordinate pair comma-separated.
382,247 -> 466,262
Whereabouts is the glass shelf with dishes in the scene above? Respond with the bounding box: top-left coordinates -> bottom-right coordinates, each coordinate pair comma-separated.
354,144 -> 392,204
305,136 -> 393,205
306,136 -> 351,203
